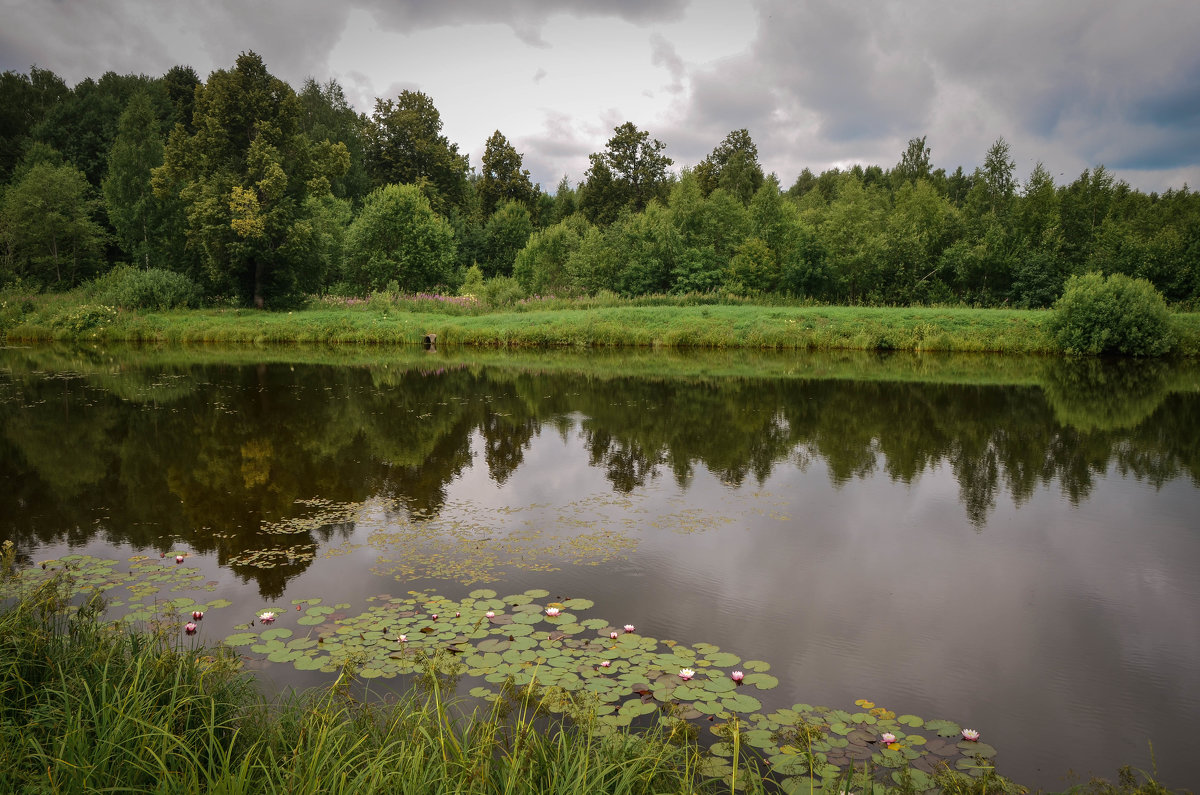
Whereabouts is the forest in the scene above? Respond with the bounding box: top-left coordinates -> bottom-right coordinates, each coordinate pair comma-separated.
2,51 -> 1198,310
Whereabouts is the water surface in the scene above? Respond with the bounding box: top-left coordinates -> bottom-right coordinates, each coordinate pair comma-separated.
2,344 -> 1198,789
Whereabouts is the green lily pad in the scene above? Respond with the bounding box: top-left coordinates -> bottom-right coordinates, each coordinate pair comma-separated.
742,659 -> 771,672
898,714 -> 924,727
744,673 -> 779,690
223,632 -> 259,647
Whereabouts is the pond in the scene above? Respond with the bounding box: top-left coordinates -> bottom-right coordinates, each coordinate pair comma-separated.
1,343 -> 1198,790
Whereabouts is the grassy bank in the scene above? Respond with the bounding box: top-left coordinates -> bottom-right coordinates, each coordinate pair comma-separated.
5,291 -> 1200,355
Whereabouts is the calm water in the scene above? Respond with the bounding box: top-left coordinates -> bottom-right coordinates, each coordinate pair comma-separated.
2,344 -> 1198,790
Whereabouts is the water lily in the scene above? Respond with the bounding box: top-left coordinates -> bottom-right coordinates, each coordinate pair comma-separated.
258,611 -> 276,623
455,611 -> 461,617
730,670 -> 744,682
961,729 -> 980,742
880,732 -> 896,744
431,613 -> 438,620
545,606 -> 561,617
398,634 -> 407,643
191,610 -> 204,620
599,660 -> 611,667
609,631 -> 619,639
678,668 -> 695,681
184,622 -> 197,635
485,611 -> 495,618
175,555 -> 184,563
624,624 -> 635,633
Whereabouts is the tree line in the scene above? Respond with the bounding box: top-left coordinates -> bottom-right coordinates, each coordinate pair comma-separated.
2,52 -> 1198,308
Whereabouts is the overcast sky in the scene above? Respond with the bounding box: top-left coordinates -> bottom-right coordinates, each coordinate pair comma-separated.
4,0 -> 1199,194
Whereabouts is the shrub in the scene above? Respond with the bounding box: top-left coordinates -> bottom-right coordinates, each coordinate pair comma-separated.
89,265 -> 199,310
1050,272 -> 1174,356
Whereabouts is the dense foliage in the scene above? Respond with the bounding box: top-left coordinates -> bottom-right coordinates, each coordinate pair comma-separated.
2,53 -> 1199,320
1050,273 -> 1174,356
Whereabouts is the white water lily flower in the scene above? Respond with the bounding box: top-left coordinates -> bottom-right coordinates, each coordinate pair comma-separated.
258,611 -> 276,623
678,668 -> 695,681
545,607 -> 561,617
961,728 -> 980,741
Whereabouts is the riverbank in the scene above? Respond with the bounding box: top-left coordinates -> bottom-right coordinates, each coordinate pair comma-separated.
4,288 -> 1200,356
4,295 -> 1200,355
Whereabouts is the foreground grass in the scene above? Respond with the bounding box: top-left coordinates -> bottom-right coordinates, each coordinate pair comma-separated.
1,553 -> 1183,795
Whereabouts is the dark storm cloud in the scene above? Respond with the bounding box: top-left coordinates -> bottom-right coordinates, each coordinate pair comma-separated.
0,0 -> 350,85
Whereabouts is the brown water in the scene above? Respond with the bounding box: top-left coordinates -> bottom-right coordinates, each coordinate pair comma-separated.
2,344 -> 1198,790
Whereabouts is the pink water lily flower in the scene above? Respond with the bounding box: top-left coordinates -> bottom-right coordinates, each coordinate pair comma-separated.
961,729 -> 980,741
609,631 -> 619,639
175,555 -> 184,563
455,611 -> 461,617
678,668 -> 695,681
185,622 -> 197,635
258,611 -> 276,623
192,611 -> 204,620
730,671 -> 744,682
624,624 -> 635,633
485,611 -> 495,618
599,660 -> 611,668
545,607 -> 561,617
398,634 -> 407,643
881,732 -> 897,744
431,613 -> 438,620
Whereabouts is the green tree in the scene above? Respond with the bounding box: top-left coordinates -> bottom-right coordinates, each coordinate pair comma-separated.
512,218 -> 585,295
33,71 -> 172,188
893,135 -> 932,185
153,52 -> 347,305
479,130 -> 536,217
0,66 -> 69,183
479,199 -> 533,277
161,65 -> 200,131
343,183 -> 456,293
580,122 -> 672,224
297,78 -> 370,203
1,160 -> 106,287
102,91 -> 173,268
695,129 -> 764,205
365,90 -> 468,212
978,137 -> 1016,217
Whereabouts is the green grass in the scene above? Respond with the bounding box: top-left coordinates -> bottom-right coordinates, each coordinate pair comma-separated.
5,290 -> 1200,355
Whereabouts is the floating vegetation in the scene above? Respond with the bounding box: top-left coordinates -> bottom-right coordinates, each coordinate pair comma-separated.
220,586 -> 1002,791
1,554 -> 231,626
261,491 -> 750,584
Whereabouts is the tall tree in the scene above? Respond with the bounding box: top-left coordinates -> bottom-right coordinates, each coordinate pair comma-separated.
894,135 -> 932,185
695,129 -> 764,204
153,52 -> 347,306
365,90 -> 468,212
103,91 -> 170,268
580,122 -> 672,224
479,130 -> 536,217
979,137 -> 1016,216
297,78 -> 369,203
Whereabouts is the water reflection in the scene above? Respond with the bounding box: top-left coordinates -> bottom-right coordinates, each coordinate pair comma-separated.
1,347 -> 1198,599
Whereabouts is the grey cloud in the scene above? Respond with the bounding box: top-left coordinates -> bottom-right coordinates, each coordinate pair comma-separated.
649,34 -> 686,94
358,0 -> 688,46
532,68 -> 548,84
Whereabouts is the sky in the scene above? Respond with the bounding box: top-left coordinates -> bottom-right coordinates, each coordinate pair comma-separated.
3,0 -> 1199,194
